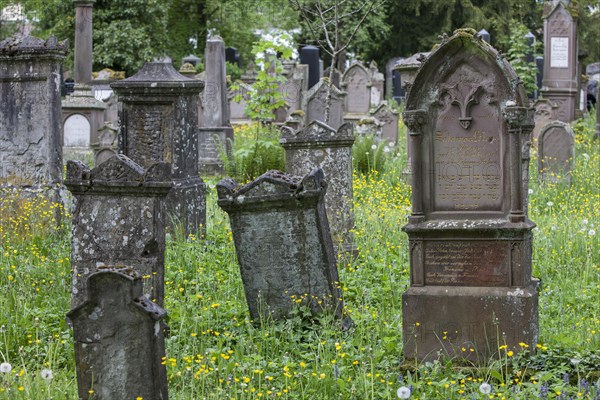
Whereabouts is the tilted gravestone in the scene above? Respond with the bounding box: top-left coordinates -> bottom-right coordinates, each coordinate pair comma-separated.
217,169 -> 344,322
402,30 -> 538,361
0,35 -> 67,199
540,1 -> 578,122
65,155 -> 171,308
280,120 -> 355,256
198,36 -> 234,174
67,267 -> 168,400
111,61 -> 206,236
532,98 -> 559,141
303,78 -> 346,131
537,121 -> 575,184
342,61 -> 371,121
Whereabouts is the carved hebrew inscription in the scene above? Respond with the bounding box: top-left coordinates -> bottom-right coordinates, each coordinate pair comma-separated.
424,241 -> 509,286
434,65 -> 503,212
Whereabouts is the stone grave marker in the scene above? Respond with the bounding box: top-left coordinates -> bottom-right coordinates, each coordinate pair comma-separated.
303,78 -> 346,130
402,30 -> 538,361
537,121 -> 575,184
65,155 -> 171,308
532,98 -> 559,141
90,122 -> 118,166
198,36 -> 234,174
67,267 -> 168,400
300,45 -> 321,89
0,35 -> 67,195
540,1 -> 578,122
342,61 -> 371,120
280,120 -> 355,256
369,60 -> 385,107
111,61 -> 206,236
371,102 -> 399,144
229,80 -> 252,123
217,169 -> 344,322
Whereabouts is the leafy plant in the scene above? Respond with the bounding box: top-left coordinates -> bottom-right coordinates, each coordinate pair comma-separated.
503,20 -> 540,95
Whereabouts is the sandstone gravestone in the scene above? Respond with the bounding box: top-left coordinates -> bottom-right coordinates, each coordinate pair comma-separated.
90,122 -> 118,166
402,30 -> 538,361
371,102 -> 399,144
281,120 -> 355,256
67,267 -> 168,400
537,121 -> 575,184
65,155 -> 171,308
342,62 -> 371,120
217,169 -> 344,321
369,61 -> 385,107
540,1 -> 578,122
303,78 -> 346,130
111,61 -> 206,236
0,35 -> 67,195
198,36 -> 234,174
229,80 -> 252,123
532,98 -> 559,141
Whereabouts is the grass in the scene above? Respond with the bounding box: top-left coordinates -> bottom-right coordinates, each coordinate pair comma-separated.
0,112 -> 599,399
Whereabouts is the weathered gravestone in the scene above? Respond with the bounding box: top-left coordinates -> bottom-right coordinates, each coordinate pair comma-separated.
281,61 -> 309,114
217,169 -> 344,322
371,102 -> 399,145
300,45 -> 321,90
0,35 -> 67,196
537,121 -> 575,184
402,30 -> 538,361
67,267 -> 168,400
280,120 -> 355,256
229,80 -> 252,123
342,62 -> 371,121
111,61 -> 206,236
65,155 -> 171,308
303,78 -> 346,130
198,36 -> 234,174
369,61 -> 385,107
540,1 -> 579,122
90,122 -> 118,166
532,98 -> 558,141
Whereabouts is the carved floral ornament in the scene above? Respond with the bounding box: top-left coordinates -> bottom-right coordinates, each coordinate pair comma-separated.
402,109 -> 427,134
438,78 -> 496,130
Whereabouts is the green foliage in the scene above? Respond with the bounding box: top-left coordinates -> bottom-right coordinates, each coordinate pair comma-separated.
221,123 -> 285,182
503,20 -> 540,95
225,61 -> 243,82
352,135 -> 392,175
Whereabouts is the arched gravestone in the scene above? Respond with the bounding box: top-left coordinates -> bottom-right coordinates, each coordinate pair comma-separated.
402,30 -> 538,361
537,121 -> 575,184
63,114 -> 91,147
342,62 -> 371,117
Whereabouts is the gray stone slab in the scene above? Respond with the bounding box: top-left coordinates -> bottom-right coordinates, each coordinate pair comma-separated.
538,120 -> 575,184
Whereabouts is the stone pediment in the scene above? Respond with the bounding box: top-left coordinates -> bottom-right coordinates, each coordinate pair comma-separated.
0,35 -> 68,55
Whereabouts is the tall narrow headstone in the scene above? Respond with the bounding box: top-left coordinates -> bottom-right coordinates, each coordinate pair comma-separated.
300,45 -> 320,90
111,61 -> 206,236
0,35 -> 67,200
537,121 -> 575,184
540,2 -> 578,122
342,61 -> 371,121
217,169 -> 344,321
369,61 -> 385,107
280,120 -> 355,256
74,0 -> 94,85
198,36 -> 234,174
402,30 -> 538,361
67,267 -> 168,400
65,155 -> 171,308
532,98 -> 559,141
303,78 -> 346,130
385,57 -> 404,99
371,103 -> 399,144
536,56 -> 544,91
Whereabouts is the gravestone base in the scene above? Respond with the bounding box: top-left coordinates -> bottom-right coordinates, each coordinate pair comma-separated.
199,127 -> 234,175
539,88 -> 577,122
166,177 -> 206,237
402,285 -> 538,361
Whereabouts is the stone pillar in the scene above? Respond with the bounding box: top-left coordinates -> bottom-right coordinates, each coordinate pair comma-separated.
280,120 -> 355,257
198,36 -> 234,175
0,35 -> 67,198
74,0 -> 94,85
540,1 -> 578,122
65,155 -> 171,308
67,267 -> 168,400
111,61 -> 206,236
401,31 -> 538,362
300,45 -> 321,90
217,169 -> 344,322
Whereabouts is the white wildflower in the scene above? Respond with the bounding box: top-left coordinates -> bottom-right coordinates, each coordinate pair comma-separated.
479,382 -> 492,394
397,386 -> 411,399
588,229 -> 596,236
371,144 -> 377,150
528,188 -> 533,195
40,368 -> 53,380
0,362 -> 12,373
546,201 -> 554,207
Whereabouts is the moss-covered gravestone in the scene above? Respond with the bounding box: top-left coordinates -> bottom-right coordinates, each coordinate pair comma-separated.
402,30 -> 538,361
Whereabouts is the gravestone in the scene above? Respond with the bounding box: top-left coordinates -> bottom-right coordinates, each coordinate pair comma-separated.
402,30 -> 538,361
323,66 -> 342,88
342,61 -> 371,120
369,61 -> 385,107
536,56 -> 544,91
182,54 -> 201,67
537,121 -> 575,184
229,80 -> 252,123
385,57 -> 404,100
111,61 -> 206,236
67,267 -> 168,400
198,36 -> 234,174
90,122 -> 118,166
280,120 -> 355,256
0,35 -> 67,199
477,28 -> 490,43
371,102 -> 399,144
532,98 -> 559,141
394,52 -> 429,93
300,45 -> 320,89
281,61 -> 309,113
225,47 -> 240,67
540,1 -> 578,122
65,155 -> 171,308
217,169 -> 344,321
240,60 -> 258,84
303,78 -> 346,130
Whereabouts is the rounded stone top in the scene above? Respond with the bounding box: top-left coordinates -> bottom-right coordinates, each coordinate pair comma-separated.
111,61 -> 204,93
0,35 -> 68,58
